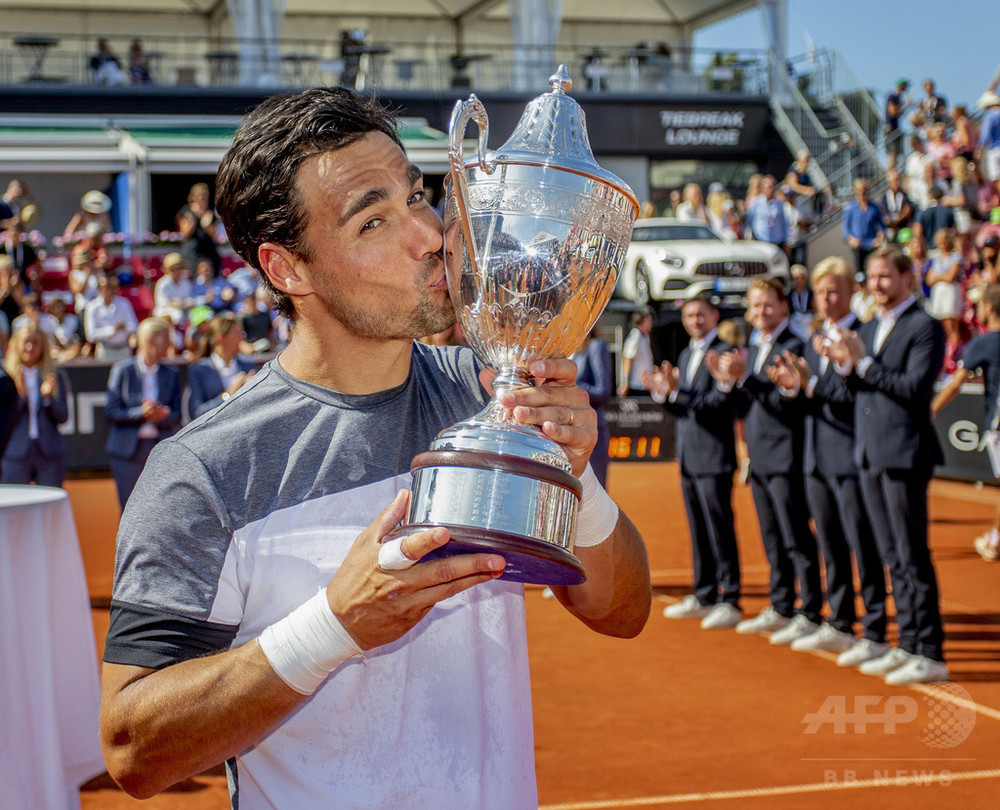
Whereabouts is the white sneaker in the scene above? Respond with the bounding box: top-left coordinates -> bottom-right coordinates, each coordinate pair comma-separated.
769,615 -> 820,646
791,623 -> 856,653
663,594 -> 712,619
700,602 -> 742,630
885,655 -> 950,686
837,638 -> 889,668
974,529 -> 1000,562
735,606 -> 790,635
859,647 -> 913,677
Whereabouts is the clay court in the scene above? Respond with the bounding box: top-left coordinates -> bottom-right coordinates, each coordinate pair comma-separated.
71,462 -> 999,809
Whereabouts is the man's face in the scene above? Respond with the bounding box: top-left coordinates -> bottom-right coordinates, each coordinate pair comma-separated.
813,274 -> 852,322
681,301 -> 718,339
761,178 -> 775,199
888,171 -> 901,191
867,257 -> 911,309
792,271 -> 808,291
289,133 -> 452,341
924,81 -> 934,96
746,287 -> 786,334
854,182 -> 868,202
99,279 -> 117,303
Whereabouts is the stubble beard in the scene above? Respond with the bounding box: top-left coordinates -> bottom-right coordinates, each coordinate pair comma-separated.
321,255 -> 455,341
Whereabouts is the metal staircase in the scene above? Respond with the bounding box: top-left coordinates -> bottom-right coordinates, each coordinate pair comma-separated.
767,48 -> 886,202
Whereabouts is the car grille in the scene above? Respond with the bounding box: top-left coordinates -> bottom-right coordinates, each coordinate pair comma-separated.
695,260 -> 768,278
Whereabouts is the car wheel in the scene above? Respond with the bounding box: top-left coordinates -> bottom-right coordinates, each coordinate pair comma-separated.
632,262 -> 651,307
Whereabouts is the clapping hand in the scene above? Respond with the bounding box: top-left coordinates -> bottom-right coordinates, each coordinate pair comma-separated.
641,361 -> 679,398
40,373 -> 57,399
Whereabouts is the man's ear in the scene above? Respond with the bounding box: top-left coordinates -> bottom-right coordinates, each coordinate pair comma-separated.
258,242 -> 310,298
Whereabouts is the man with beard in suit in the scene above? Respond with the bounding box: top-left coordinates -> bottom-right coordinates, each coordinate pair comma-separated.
822,245 -> 948,685
767,257 -> 888,667
643,294 -> 741,630
707,278 -> 822,644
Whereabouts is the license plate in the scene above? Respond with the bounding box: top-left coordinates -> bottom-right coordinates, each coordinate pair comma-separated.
714,277 -> 749,292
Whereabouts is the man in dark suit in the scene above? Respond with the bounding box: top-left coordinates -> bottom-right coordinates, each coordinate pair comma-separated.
708,278 -> 822,644
768,258 -> 888,666
105,317 -> 182,509
644,295 -> 741,630
0,219 -> 39,289
825,244 -> 948,685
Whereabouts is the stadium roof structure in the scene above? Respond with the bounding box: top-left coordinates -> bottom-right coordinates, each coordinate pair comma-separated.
2,0 -> 760,30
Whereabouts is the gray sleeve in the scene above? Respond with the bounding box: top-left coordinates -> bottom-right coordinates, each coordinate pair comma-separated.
112,438 -> 239,624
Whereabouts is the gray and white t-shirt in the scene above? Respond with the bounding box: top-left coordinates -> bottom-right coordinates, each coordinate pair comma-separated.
106,342 -> 537,809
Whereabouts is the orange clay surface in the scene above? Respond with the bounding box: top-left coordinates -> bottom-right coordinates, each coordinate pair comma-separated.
70,463 -> 1000,809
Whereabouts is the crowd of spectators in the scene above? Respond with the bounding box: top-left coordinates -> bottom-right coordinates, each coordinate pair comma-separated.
0,180 -> 290,489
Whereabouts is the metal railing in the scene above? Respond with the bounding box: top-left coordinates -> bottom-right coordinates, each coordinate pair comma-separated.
2,34 -> 771,97
767,50 -> 885,200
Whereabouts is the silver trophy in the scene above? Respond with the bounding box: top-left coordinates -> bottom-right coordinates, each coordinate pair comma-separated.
397,67 -> 637,585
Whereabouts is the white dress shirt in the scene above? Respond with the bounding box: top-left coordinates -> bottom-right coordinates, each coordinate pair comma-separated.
84,295 -> 138,348
686,328 -> 717,383
854,295 -> 916,378
753,321 -> 787,374
136,357 -> 160,439
211,352 -> 241,391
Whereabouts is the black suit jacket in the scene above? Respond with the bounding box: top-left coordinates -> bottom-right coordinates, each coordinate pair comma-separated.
734,326 -> 806,476
851,302 -> 945,473
662,336 -> 737,476
0,240 -> 38,287
0,369 -> 17,460
801,317 -> 860,478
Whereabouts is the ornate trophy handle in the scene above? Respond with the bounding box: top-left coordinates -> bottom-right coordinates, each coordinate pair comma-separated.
447,95 -> 492,288
448,94 -> 491,174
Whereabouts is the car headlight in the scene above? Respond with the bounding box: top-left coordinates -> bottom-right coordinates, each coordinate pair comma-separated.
654,248 -> 684,268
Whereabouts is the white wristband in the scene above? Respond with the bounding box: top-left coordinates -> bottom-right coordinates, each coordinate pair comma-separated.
573,464 -> 619,548
259,588 -> 363,695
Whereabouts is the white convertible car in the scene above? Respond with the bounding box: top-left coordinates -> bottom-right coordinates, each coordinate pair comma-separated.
614,217 -> 790,308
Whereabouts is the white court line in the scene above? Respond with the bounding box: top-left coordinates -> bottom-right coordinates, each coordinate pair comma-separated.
911,683 -> 1000,723
538,768 -> 1000,809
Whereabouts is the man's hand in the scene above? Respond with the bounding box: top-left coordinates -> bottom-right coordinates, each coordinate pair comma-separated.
484,358 -> 596,477
326,491 -> 506,650
641,361 -> 678,398
716,349 -> 746,382
766,353 -> 799,390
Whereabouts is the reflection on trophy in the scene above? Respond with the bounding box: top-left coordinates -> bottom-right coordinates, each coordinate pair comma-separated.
397,66 -> 637,584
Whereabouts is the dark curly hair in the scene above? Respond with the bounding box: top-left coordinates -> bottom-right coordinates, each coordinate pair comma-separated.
216,88 -> 402,318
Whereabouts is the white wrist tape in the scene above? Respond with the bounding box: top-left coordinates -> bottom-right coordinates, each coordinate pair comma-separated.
573,464 -> 619,548
259,588 -> 363,695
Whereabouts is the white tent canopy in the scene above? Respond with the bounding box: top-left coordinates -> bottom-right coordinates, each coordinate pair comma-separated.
2,0 -> 785,89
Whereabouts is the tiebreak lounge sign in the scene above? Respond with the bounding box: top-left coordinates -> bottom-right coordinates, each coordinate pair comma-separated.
660,109 -> 750,147
583,102 -> 769,157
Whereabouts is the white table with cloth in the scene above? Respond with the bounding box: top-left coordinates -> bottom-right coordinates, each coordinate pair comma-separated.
0,485 -> 105,809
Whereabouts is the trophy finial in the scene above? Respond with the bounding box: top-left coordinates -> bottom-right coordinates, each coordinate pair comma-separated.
549,65 -> 572,94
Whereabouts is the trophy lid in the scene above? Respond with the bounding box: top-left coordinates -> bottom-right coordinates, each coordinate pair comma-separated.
492,65 -> 637,207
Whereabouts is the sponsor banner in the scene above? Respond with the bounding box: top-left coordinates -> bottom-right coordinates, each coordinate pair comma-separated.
934,383 -> 997,485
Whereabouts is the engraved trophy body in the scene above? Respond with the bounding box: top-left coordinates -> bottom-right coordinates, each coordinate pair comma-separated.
398,67 -> 637,585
